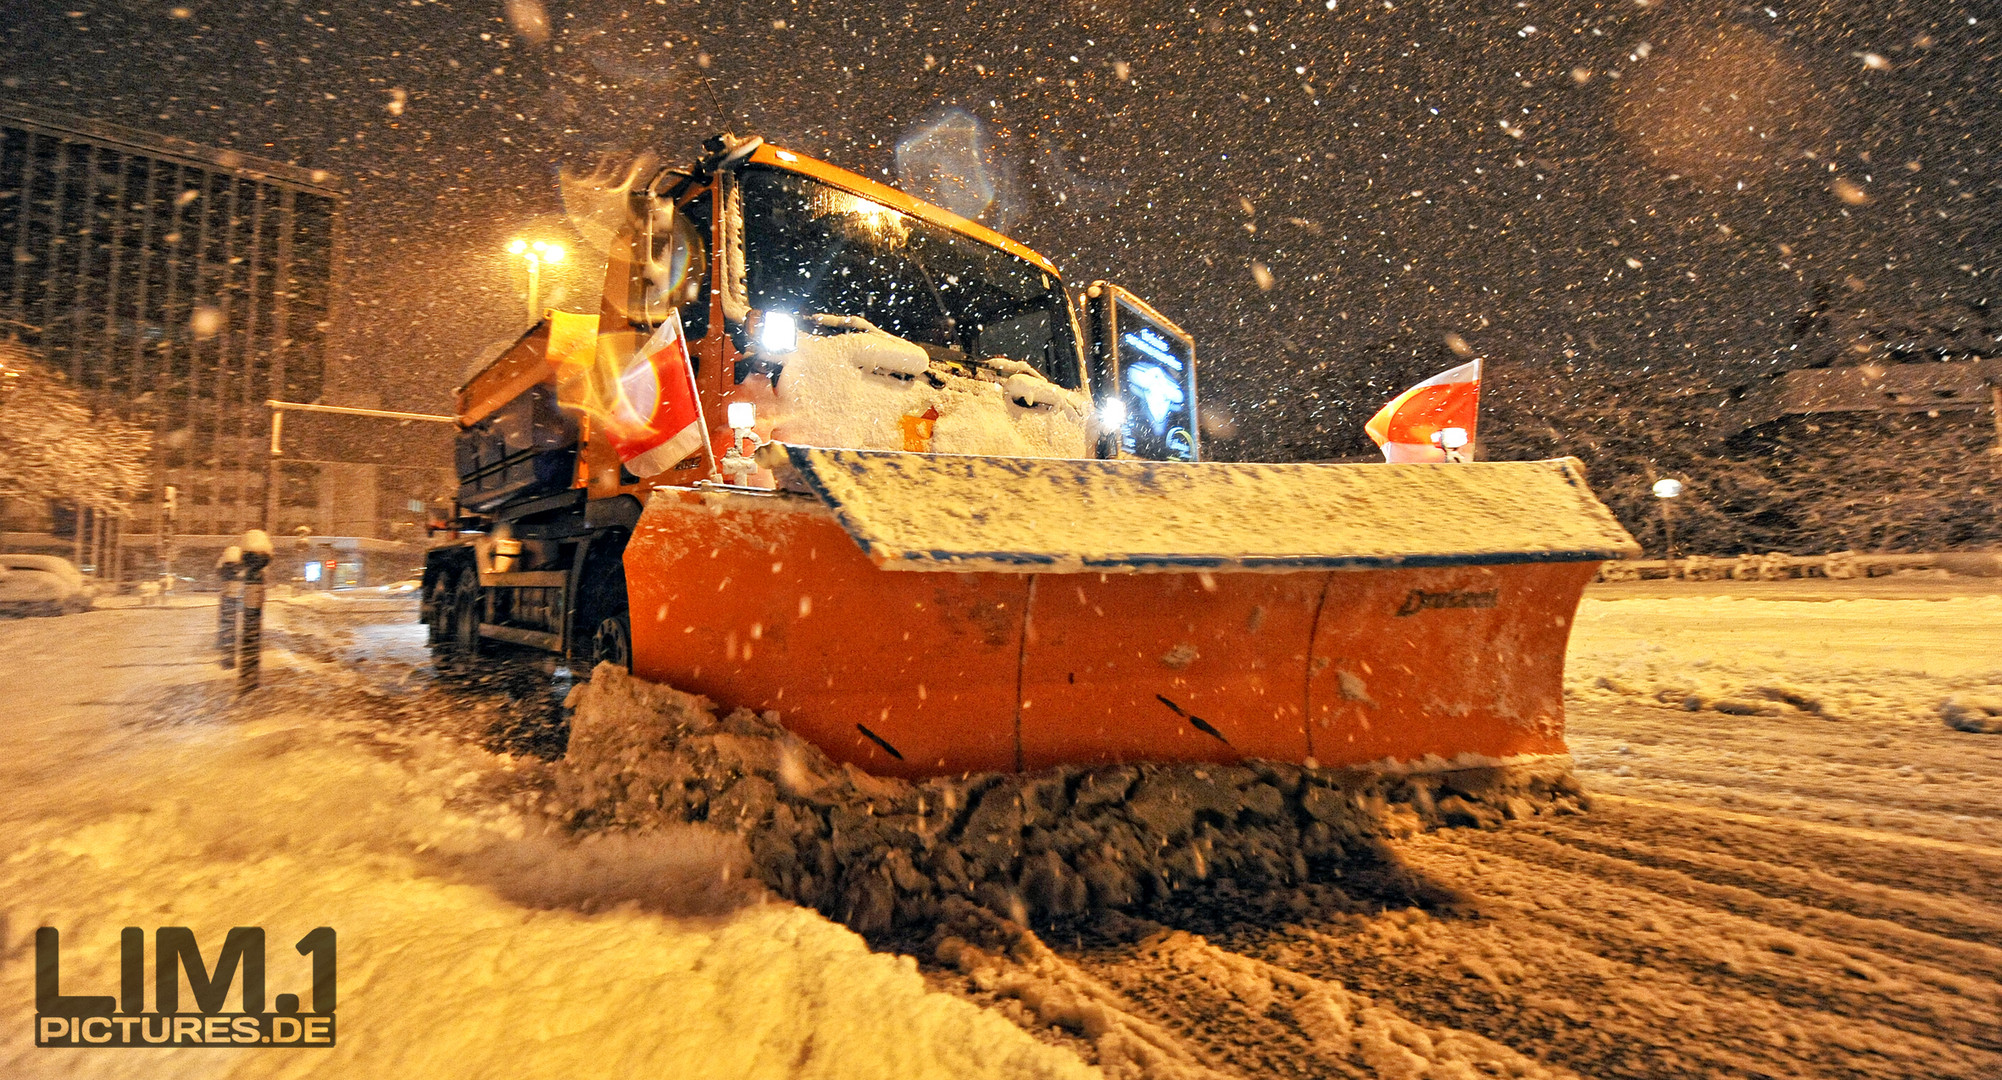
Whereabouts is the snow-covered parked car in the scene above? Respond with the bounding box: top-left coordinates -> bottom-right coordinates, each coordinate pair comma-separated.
0,554 -> 94,616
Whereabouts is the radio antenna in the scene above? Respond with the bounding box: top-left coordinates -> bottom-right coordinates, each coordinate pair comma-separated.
691,47 -> 728,133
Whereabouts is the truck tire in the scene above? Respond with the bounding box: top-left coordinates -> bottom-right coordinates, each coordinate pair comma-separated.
576,544 -> 631,670
592,612 -> 632,671
426,574 -> 453,646
452,568 -> 484,656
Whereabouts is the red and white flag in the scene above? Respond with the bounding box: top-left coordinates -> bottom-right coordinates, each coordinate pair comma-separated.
607,311 -> 708,476
1364,358 -> 1481,463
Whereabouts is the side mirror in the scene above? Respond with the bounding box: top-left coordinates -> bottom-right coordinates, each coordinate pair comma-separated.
1084,282 -> 1200,462
635,199 -> 708,325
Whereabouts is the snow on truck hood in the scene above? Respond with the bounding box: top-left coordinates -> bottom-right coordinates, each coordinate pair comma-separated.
771,446 -> 1641,573
765,325 -> 1093,462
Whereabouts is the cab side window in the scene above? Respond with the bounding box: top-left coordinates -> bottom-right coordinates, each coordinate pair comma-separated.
679,192 -> 713,341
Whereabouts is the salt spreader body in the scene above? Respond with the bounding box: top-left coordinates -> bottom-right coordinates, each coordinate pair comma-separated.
422,135 -> 1638,780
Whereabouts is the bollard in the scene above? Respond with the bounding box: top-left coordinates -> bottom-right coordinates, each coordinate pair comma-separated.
236,530 -> 273,693
216,546 -> 243,668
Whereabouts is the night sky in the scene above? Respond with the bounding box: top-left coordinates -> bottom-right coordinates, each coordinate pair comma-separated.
3,0 -> 1995,462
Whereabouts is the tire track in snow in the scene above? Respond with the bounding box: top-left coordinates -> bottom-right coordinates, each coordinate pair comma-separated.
1568,702 -> 2002,851
1586,795 -> 2002,905
1525,817 -> 2002,953
1040,919 -> 1578,1080
1257,838 -> 1994,1079
1428,830 -> 2002,1053
1056,934 -> 1383,1080
1584,760 -> 1999,824
1589,770 -> 2002,852
1595,796 -> 2002,861
1128,896 -> 1803,1079
1572,722 -> 2002,813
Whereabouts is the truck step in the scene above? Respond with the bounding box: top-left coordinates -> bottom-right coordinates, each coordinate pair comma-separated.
478,623 -> 562,651
479,570 -> 569,588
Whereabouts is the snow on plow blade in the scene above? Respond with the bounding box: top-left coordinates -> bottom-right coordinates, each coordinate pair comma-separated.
625,447 -> 1640,779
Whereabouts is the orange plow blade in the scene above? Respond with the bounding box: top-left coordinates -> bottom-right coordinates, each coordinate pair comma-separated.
624,448 -> 1638,779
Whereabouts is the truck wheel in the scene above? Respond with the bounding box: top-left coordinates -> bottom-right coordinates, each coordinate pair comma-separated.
452,568 -> 484,656
576,545 -> 631,670
426,576 -> 452,645
592,612 -> 632,670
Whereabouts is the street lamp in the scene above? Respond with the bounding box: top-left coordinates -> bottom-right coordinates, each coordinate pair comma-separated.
507,238 -> 565,321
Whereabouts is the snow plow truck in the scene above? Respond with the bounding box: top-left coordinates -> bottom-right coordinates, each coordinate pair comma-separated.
422,134 -> 1638,781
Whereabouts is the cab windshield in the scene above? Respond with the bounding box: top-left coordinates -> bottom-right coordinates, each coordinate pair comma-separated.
741,166 -> 1083,389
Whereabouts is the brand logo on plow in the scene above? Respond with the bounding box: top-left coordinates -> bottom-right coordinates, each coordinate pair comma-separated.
1395,589 -> 1500,617
34,927 -> 335,1048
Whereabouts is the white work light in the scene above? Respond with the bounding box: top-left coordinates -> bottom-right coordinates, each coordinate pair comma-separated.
722,401 -> 764,486
759,311 -> 798,354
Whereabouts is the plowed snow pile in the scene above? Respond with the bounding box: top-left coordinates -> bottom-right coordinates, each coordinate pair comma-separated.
544,666 -> 1590,1079
545,665 -> 1587,933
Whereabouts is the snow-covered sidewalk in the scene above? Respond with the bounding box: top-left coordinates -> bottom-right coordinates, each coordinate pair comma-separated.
1569,580 -> 2002,724
1565,580 -> 2002,846
0,607 -> 1095,1079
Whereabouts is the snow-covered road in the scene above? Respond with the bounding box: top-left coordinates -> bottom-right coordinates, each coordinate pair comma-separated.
4,579 -> 1999,1078
1028,697 -> 2002,1079
0,603 -> 1093,1080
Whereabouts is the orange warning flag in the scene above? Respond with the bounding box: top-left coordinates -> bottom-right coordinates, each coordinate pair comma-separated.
1364,358 -> 1481,463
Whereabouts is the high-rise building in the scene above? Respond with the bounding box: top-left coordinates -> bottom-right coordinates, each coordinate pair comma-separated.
0,103 -> 343,569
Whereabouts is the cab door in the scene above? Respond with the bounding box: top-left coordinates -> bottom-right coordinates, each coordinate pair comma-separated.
1084,282 -> 1200,461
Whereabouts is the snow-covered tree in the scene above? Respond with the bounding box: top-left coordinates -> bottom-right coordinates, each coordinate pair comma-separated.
0,340 -> 153,512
